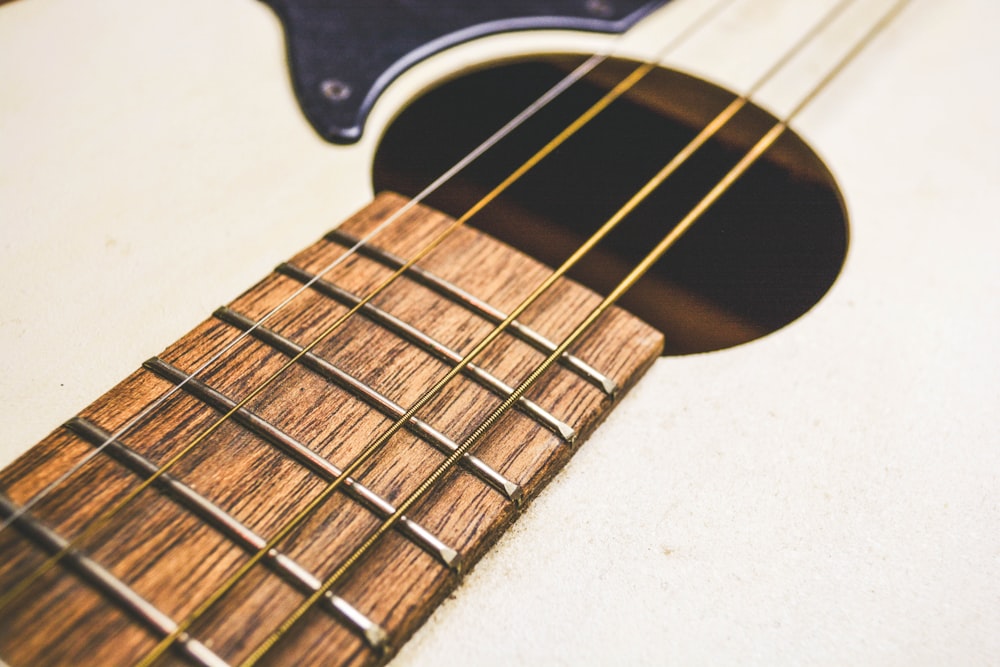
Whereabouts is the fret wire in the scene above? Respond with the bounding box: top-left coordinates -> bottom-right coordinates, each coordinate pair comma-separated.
63,417 -> 390,650
0,494 -> 230,667
213,307 -> 523,504
276,262 -> 576,443
141,357 -> 464,571
241,1 -> 912,661
324,230 -> 618,397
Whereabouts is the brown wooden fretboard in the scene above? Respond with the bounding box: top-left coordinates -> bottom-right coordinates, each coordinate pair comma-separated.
0,193 -> 662,666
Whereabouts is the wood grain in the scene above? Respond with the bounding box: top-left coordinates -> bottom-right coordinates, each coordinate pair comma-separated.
0,193 -> 662,666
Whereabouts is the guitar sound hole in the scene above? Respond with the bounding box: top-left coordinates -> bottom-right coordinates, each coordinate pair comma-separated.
373,55 -> 848,355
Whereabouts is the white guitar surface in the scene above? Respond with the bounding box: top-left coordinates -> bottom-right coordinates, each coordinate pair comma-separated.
0,0 -> 997,664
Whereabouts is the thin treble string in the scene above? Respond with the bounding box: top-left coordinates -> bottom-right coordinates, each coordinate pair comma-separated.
138,0 -> 869,661
0,0 -> 733,611
241,1 -> 912,662
0,0 -> 736,537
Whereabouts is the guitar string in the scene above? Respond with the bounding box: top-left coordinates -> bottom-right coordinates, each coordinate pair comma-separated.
132,0 -> 875,662
240,3 -> 911,662
0,0 -> 734,609
0,0 -> 737,537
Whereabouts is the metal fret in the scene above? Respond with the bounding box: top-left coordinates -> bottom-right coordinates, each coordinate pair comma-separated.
0,494 -> 230,667
141,357 -> 466,571
63,417 -> 389,651
276,261 -> 575,443
325,229 -> 618,397
212,307 -> 523,505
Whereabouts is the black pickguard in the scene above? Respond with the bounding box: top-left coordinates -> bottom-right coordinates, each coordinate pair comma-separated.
261,0 -> 670,143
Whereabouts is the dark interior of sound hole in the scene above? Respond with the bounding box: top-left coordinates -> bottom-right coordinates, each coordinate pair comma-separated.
373,55 -> 848,355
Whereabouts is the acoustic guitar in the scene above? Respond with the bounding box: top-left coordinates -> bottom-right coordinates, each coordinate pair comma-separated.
0,0 -> 996,665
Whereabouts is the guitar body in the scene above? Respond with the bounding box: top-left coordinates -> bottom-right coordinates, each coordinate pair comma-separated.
0,0 -> 997,664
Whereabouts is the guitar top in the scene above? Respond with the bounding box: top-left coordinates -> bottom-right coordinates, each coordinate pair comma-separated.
0,0 -> 998,665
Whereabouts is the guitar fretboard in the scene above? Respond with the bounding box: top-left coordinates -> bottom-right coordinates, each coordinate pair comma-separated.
0,193 -> 662,666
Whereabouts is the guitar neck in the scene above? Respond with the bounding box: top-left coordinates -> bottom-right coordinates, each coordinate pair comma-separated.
0,193 -> 661,665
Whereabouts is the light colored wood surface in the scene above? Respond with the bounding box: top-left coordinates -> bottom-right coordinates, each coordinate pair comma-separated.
0,0 -> 997,664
